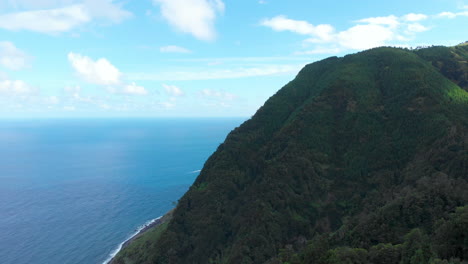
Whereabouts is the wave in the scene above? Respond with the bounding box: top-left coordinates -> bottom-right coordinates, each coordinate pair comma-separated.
189,170 -> 201,174
102,216 -> 162,264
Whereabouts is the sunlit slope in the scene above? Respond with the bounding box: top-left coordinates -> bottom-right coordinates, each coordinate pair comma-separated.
113,45 -> 468,264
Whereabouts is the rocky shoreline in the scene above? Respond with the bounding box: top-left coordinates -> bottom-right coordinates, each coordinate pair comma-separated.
108,209 -> 174,264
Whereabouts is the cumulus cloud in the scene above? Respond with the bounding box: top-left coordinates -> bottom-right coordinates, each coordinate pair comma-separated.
437,11 -> 468,18
123,82 -> 148,95
152,0 -> 225,41
68,52 -> 147,95
81,0 -> 131,23
356,15 -> 400,27
437,11 -> 457,18
0,5 -> 89,33
261,15 -> 335,42
163,84 -> 184,96
0,41 -> 30,70
0,0 -> 131,34
68,52 -> 121,85
406,23 -> 430,33
261,12 -> 441,53
261,15 -> 317,35
160,45 -> 191,53
402,13 -> 428,22
0,79 -> 36,95
337,24 -> 395,50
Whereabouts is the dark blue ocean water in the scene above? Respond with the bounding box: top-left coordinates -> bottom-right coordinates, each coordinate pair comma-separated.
0,118 -> 244,264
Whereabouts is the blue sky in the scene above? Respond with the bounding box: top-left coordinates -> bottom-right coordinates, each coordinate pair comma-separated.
0,0 -> 467,118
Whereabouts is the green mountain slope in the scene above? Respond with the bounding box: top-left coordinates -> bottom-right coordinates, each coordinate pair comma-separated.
113,45 -> 468,264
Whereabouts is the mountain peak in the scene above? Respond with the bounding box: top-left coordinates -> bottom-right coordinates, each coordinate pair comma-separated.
113,45 -> 468,264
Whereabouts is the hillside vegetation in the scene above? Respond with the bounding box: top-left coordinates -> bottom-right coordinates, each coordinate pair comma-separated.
113,45 -> 468,264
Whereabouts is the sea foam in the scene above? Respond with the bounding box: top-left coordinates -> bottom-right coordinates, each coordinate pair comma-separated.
102,216 -> 162,264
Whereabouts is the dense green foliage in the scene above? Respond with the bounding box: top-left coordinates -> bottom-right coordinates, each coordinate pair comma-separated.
113,45 -> 468,264
414,45 -> 468,91
111,211 -> 174,264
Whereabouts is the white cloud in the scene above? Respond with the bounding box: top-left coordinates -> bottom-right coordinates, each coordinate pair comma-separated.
0,0 -> 131,34
68,52 -> 122,85
152,0 -> 224,41
437,11 -> 468,18
437,11 -> 457,18
82,0 -> 131,23
357,15 -> 399,27
406,23 -> 430,33
261,15 -> 314,35
338,24 -> 395,50
67,52 -> 148,96
129,64 -> 305,81
402,13 -> 428,22
0,5 -> 90,33
123,82 -> 148,95
260,15 -> 335,42
258,0 -> 267,4
262,12 -> 440,53
160,45 -> 191,53
201,89 -> 236,100
163,84 -> 184,96
0,79 -> 36,95
0,41 -> 30,70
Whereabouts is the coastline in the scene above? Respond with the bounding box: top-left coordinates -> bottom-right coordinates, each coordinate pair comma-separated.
103,209 -> 174,264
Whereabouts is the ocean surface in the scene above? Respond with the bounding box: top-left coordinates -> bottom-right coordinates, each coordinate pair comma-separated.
0,118 -> 244,264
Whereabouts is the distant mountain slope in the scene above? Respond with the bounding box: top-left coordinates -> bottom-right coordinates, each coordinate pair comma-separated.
113,45 -> 468,264
415,45 -> 468,91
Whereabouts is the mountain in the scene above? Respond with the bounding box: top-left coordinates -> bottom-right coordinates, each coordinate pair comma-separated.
112,45 -> 468,264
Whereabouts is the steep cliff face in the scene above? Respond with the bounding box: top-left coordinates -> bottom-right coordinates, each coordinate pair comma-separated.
113,45 -> 468,264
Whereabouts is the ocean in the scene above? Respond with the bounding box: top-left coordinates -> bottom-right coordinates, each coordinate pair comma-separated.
0,118 -> 244,264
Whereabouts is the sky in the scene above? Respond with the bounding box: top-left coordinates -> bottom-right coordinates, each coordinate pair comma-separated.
0,0 -> 467,118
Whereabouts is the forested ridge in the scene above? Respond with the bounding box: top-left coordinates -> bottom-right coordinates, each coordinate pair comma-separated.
113,44 -> 468,264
